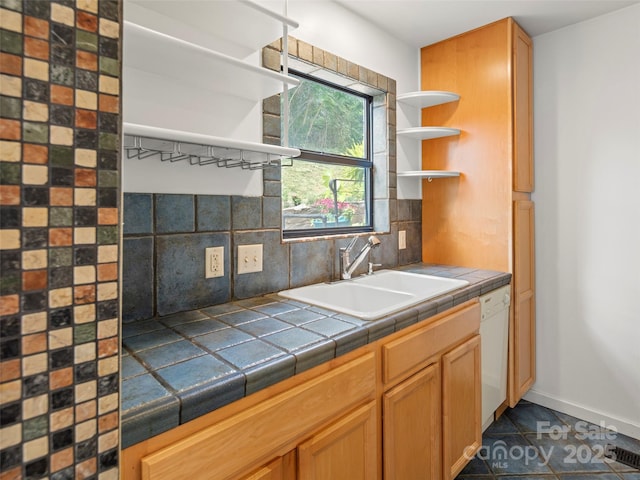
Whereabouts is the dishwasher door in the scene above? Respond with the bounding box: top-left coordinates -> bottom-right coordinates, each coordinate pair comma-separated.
479,285 -> 511,431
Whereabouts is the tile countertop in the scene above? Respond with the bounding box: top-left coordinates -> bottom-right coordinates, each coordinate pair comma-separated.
121,264 -> 512,448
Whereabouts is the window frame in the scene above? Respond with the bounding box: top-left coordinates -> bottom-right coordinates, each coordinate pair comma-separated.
282,69 -> 375,239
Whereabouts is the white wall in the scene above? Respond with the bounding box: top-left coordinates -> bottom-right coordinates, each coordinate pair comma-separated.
527,4 -> 640,439
123,0 -> 420,198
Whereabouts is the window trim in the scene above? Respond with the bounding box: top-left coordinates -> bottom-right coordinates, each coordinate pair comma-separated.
282,69 -> 375,239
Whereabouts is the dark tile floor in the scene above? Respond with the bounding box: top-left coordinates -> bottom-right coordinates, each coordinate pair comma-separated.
457,400 -> 640,480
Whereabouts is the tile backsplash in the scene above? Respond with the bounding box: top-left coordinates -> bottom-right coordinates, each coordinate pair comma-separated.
122,193 -> 422,323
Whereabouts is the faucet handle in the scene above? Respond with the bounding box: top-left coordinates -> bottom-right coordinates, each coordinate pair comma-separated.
367,262 -> 382,275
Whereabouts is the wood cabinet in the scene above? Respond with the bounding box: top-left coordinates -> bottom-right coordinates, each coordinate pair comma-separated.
442,335 -> 482,480
513,23 -> 534,193
512,199 -> 535,400
298,402 -> 378,480
124,352 -> 377,480
239,454 -> 295,480
122,299 -> 483,480
382,301 -> 481,480
240,402 -> 378,480
420,17 -> 535,407
236,402 -> 377,480
383,363 -> 441,480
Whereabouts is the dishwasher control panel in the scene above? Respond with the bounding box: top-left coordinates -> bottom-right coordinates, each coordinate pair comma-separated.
480,285 -> 511,320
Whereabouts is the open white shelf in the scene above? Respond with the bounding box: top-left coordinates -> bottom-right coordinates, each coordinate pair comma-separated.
396,127 -> 461,140
397,170 -> 460,181
123,123 -> 301,170
123,21 -> 299,102
126,0 -> 299,58
396,91 -> 462,184
397,91 -> 460,109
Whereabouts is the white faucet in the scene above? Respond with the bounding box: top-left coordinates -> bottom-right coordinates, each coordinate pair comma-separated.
339,235 -> 381,279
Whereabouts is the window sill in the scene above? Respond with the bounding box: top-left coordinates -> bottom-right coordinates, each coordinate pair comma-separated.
282,229 -> 390,244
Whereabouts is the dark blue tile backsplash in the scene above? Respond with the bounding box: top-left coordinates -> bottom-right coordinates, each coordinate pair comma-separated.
156,232 -> 231,315
122,237 -> 154,322
290,239 -> 333,288
122,193 -> 422,322
156,194 -> 195,233
231,196 -> 263,230
123,193 -> 153,235
196,195 -> 231,232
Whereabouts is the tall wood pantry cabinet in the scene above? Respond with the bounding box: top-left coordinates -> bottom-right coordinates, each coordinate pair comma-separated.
419,17 -> 535,407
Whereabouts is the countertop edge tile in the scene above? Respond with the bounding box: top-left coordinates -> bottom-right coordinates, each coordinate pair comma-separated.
244,354 -> 296,396
121,394 -> 180,449
367,315 -> 397,343
392,308 -> 419,331
417,303 -> 438,321
293,339 -> 337,374
435,294 -> 455,313
177,372 -> 246,423
333,326 -> 370,357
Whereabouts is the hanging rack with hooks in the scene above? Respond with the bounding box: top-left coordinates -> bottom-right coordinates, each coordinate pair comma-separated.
123,123 -> 300,170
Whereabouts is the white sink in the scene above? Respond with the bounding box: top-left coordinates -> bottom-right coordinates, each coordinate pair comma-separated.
279,270 -> 469,320
278,282 -> 414,320
355,270 -> 468,297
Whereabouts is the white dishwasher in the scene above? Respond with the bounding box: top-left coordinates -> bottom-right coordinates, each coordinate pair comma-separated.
479,284 -> 511,431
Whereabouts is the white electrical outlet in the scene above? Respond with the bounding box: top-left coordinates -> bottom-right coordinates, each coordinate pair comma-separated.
237,244 -> 263,274
205,246 -> 224,278
398,230 -> 407,250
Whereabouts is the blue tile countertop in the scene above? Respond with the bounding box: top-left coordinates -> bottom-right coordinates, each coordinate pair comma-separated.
121,264 -> 511,448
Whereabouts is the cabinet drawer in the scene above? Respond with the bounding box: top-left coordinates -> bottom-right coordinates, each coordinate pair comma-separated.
382,301 -> 480,386
141,352 -> 376,480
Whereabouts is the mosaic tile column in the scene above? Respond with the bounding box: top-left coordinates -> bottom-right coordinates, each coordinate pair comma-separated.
0,0 -> 121,479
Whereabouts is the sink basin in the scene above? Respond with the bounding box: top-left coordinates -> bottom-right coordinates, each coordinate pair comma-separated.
355,270 -> 468,297
279,270 -> 469,320
278,282 -> 414,320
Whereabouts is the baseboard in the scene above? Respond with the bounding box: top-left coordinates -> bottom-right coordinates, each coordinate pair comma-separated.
523,389 -> 640,440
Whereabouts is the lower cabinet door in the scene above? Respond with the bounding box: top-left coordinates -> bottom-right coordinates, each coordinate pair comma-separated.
383,362 -> 441,480
442,335 -> 482,480
238,452 -> 296,480
510,199 -> 536,406
298,401 -> 378,480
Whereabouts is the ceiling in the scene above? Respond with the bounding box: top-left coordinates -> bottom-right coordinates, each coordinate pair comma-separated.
332,0 -> 639,47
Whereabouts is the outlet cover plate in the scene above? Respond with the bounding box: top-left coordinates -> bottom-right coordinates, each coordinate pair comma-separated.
398,230 -> 407,250
205,246 -> 224,278
238,244 -> 263,274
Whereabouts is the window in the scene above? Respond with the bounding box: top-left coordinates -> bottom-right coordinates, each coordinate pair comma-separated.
281,70 -> 373,238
